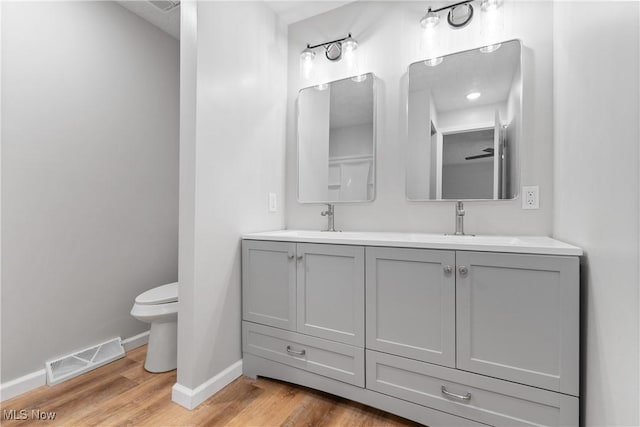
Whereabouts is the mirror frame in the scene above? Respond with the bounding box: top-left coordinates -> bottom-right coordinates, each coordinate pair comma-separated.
405,39 -> 523,202
296,72 -> 378,204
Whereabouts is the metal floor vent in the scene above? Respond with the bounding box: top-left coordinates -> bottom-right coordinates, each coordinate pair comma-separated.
45,337 -> 125,385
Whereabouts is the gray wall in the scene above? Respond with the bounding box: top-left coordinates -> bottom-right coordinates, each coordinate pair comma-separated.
177,1 -> 287,390
553,2 -> 639,425
286,1 -> 554,235
1,1 -> 179,382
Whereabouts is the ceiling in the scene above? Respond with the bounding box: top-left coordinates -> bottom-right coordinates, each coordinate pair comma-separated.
116,1 -> 355,40
409,41 -> 521,113
117,1 -> 180,39
265,1 -> 355,24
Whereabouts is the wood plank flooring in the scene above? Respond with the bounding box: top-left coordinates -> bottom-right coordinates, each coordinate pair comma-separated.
1,346 -> 422,426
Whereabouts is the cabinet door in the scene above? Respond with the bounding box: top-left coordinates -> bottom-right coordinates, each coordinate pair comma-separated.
242,240 -> 296,331
456,252 -> 579,396
296,243 -> 364,346
366,247 -> 456,367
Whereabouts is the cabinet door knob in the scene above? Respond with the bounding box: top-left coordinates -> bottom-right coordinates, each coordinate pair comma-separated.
441,385 -> 471,401
458,266 -> 468,276
288,254 -> 294,260
286,345 -> 306,356
443,265 -> 453,274
297,255 -> 303,261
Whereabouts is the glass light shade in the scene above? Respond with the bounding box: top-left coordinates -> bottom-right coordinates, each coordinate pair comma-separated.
420,10 -> 440,29
300,47 -> 315,62
342,36 -> 358,53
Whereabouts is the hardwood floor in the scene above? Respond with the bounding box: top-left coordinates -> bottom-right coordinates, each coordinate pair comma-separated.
1,346 -> 421,426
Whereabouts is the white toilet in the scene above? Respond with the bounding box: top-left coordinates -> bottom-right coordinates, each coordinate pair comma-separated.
130,282 -> 178,373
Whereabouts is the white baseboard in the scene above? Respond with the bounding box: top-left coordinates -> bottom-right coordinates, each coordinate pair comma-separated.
0,330 -> 151,402
172,359 -> 243,410
122,330 -> 150,352
0,369 -> 46,402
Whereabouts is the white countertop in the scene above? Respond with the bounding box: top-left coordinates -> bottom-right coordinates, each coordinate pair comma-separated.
242,230 -> 583,256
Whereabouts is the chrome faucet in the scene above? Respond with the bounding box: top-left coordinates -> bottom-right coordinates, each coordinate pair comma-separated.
320,204 -> 338,232
454,201 -> 466,236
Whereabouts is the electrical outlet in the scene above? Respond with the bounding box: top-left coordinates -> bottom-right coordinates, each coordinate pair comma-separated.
522,186 -> 539,210
268,193 -> 277,212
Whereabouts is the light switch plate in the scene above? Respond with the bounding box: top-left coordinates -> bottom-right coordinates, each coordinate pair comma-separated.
522,186 -> 539,210
268,193 -> 277,212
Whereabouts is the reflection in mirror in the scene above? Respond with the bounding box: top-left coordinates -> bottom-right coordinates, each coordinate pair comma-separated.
298,73 -> 375,203
406,40 -> 522,201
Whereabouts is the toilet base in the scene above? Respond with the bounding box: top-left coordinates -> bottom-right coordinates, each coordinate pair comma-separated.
144,321 -> 177,373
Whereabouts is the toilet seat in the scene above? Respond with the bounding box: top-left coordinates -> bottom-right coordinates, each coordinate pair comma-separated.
135,282 -> 178,305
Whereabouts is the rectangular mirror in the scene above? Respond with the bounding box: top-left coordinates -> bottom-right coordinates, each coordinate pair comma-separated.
298,73 -> 376,203
406,40 -> 522,201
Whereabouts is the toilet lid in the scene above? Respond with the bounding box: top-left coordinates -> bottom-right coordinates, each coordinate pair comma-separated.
135,282 -> 178,305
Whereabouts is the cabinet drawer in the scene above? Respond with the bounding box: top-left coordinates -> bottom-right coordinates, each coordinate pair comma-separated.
243,322 -> 364,387
366,350 -> 578,426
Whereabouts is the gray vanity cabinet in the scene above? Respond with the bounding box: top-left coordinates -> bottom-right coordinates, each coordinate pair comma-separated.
242,240 -> 365,346
242,240 -> 297,331
297,243 -> 365,346
365,247 -> 456,367
456,251 -> 579,396
242,234 -> 581,427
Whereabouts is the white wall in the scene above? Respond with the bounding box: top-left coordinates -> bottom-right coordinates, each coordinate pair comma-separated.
176,1 -> 287,392
286,1 -> 554,234
329,124 -> 373,158
1,1 -> 179,382
553,2 -> 640,425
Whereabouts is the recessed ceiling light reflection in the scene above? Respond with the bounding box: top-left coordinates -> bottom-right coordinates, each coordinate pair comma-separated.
466,92 -> 481,100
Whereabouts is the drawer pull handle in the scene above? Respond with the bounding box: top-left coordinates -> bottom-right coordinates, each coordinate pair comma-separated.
286,345 -> 306,356
441,385 -> 471,402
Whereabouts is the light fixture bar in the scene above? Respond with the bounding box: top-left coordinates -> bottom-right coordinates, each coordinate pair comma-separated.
306,33 -> 353,51
428,0 -> 473,14
302,33 -> 358,62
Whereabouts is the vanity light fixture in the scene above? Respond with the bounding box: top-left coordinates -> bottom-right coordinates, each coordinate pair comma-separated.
300,33 -> 358,63
420,0 -> 502,29
480,43 -> 502,53
466,91 -> 481,100
342,35 -> 358,53
424,57 -> 444,66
